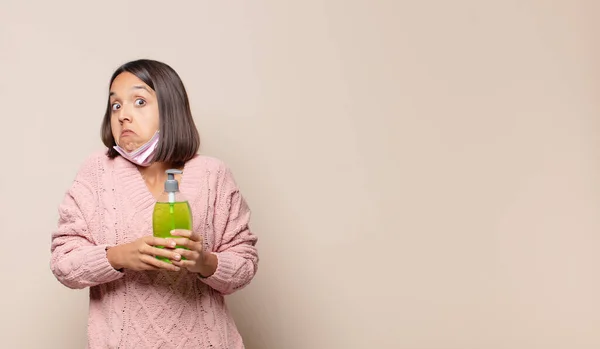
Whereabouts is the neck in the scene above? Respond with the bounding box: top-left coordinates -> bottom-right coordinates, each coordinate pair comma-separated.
138,162 -> 171,184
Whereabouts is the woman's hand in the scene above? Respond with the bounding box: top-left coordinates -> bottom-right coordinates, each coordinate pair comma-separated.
106,236 -> 182,272
170,229 -> 217,277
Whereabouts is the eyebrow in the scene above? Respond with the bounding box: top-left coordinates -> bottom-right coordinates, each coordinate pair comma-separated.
109,85 -> 152,97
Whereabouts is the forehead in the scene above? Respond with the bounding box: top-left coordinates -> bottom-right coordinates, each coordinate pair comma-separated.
110,72 -> 154,95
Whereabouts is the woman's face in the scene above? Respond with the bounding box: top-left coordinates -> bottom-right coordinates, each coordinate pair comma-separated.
109,72 -> 160,152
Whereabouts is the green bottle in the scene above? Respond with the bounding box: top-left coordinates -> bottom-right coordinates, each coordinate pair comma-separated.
152,169 -> 193,263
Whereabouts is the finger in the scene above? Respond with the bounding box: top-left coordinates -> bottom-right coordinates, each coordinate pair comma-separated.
175,248 -> 200,261
170,238 -> 194,249
170,229 -> 191,238
148,246 -> 183,262
172,259 -> 197,269
146,237 -> 177,249
139,242 -> 182,261
140,254 -> 180,272
190,231 -> 203,243
171,230 -> 203,243
138,242 -> 177,259
140,263 -> 159,271
172,239 -> 203,254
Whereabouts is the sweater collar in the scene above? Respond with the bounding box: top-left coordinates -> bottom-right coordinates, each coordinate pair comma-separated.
112,154 -> 204,210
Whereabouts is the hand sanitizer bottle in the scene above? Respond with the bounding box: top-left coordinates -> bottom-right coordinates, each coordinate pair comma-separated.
152,169 -> 193,263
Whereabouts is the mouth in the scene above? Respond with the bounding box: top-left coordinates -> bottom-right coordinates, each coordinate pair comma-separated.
121,129 -> 135,137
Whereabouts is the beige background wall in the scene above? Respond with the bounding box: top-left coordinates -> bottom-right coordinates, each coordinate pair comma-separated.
1,1 -> 599,348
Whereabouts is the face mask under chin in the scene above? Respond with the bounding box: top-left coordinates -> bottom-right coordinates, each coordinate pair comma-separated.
113,131 -> 160,167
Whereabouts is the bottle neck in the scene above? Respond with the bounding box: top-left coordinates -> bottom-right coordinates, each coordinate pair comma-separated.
159,190 -> 186,203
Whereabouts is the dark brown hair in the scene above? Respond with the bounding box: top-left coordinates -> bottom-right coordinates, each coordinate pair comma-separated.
101,59 -> 200,167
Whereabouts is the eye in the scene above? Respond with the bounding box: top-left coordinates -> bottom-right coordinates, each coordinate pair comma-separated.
111,102 -> 121,111
135,98 -> 146,106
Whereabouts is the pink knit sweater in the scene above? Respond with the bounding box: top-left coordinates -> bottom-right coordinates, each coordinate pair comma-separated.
50,151 -> 259,349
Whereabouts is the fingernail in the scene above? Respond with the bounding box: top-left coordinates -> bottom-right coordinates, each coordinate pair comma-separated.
174,254 -> 181,260
170,241 -> 176,247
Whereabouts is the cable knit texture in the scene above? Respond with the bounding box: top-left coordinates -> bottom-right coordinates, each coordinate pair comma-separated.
50,151 -> 258,349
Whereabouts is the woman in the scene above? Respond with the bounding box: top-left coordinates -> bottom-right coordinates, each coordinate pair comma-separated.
50,59 -> 259,349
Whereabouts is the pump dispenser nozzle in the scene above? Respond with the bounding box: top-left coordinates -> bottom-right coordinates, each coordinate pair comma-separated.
165,169 -> 182,192
165,169 -> 182,204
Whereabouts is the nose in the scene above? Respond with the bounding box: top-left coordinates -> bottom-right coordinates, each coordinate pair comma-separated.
118,102 -> 134,123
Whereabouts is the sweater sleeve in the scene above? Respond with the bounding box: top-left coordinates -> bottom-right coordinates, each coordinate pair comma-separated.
50,165 -> 124,289
200,166 -> 259,295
